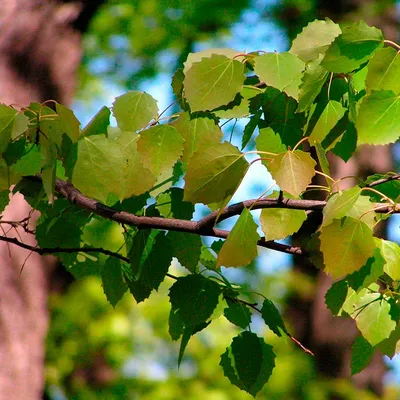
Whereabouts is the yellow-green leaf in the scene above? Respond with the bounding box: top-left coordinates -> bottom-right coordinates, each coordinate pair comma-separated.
254,52 -> 305,99
184,54 -> 245,112
320,217 -> 376,278
217,208 -> 260,268
268,150 -> 316,197
260,208 -> 306,241
184,141 -> 248,205
137,125 -> 184,178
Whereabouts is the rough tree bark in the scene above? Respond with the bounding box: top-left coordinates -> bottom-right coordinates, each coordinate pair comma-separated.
276,0 -> 398,396
0,1 -> 103,398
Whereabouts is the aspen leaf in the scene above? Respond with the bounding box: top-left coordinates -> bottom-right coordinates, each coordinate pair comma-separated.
220,331 -> 275,397
366,47 -> 400,95
322,186 -> 361,227
137,125 -> 184,178
268,150 -> 316,197
112,91 -> 158,132
217,208 -> 260,268
356,90 -> 400,145
184,141 -> 248,205
322,21 -> 383,73
309,100 -> 346,144
290,18 -> 341,62
184,54 -> 245,111
320,217 -> 376,278
260,208 -> 306,241
254,52 -> 305,99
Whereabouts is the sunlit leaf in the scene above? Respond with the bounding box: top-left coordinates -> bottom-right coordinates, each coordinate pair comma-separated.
112,91 -> 158,132
290,18 -> 341,62
322,21 -> 383,73
171,112 -> 222,165
184,141 -> 248,205
366,47 -> 400,95
260,207 -> 306,241
353,292 -> 396,346
309,100 -> 346,144
322,186 -> 361,227
217,208 -> 260,268
320,217 -> 376,278
356,90 -> 400,145
297,55 -> 329,112
137,125 -> 184,178
376,238 -> 400,281
268,150 -> 316,197
184,54 -> 245,111
254,52 -> 305,99
255,127 -> 287,168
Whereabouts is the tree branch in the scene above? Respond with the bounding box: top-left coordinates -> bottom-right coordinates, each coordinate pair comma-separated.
365,173 -> 400,188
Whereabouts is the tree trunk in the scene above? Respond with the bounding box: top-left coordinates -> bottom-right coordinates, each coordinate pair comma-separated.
0,1 -> 102,398
276,1 -> 397,396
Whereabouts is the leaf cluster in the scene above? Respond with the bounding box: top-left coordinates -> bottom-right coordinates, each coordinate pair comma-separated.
1,18 -> 400,396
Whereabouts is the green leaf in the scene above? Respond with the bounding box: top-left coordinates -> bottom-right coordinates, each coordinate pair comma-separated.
376,239 -> 400,281
309,100 -> 346,144
331,122 -> 357,162
377,325 -> 400,359
81,106 -> 111,137
217,208 -> 260,268
256,127 -> 287,168
354,292 -> 396,346
356,90 -> 400,145
112,91 -> 158,132
171,112 -> 222,166
290,18 -> 341,62
297,55 -> 329,112
155,188 -> 194,220
254,52 -> 305,99
169,274 -> 221,326
178,322 -> 210,367
0,189 -> 10,214
101,257 -> 128,307
268,150 -> 316,197
325,280 -> 349,315
351,336 -> 375,375
322,186 -> 361,227
66,135 -> 123,203
132,232 -> 172,291
183,48 -> 241,74
257,87 -> 305,147
361,174 -> 400,202
346,195 -> 376,229
366,47 -> 400,95
116,131 -> 156,198
168,231 -> 202,272
184,54 -> 245,112
261,299 -> 288,337
241,110 -> 262,150
260,208 -> 306,241
220,331 -> 275,397
184,141 -> 248,205
55,103 -> 80,143
322,21 -> 383,73
137,125 -> 184,178
320,217 -> 376,278
346,247 -> 385,291
127,280 -> 152,304
169,307 -> 184,341
0,105 -> 28,153
223,298 -> 251,329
